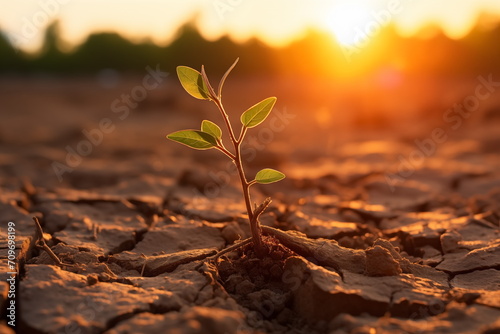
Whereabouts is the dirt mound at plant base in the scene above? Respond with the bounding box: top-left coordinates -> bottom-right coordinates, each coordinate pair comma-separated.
217,236 -> 298,328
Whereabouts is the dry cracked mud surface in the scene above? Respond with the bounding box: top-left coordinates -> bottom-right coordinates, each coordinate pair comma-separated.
1,77 -> 500,333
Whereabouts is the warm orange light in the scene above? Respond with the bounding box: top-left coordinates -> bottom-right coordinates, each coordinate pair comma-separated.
2,1 -> 500,52
323,2 -> 375,47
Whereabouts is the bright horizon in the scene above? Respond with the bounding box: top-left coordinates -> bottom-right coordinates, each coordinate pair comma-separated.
2,0 -> 500,52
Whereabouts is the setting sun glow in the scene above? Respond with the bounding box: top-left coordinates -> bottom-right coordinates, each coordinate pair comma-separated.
2,0 -> 500,52
324,2 -> 374,47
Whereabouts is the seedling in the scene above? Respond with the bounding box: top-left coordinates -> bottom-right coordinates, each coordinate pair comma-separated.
167,58 -> 285,255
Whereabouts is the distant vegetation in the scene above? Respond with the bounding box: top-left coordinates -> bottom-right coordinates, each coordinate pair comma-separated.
1,19 -> 500,77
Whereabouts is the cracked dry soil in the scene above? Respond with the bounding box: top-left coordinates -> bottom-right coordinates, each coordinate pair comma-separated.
1,77 -> 500,333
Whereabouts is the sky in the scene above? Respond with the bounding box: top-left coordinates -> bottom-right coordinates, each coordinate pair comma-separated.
1,0 -> 500,52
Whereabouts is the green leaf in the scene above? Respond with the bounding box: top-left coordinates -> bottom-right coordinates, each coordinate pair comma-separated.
167,130 -> 217,150
176,66 -> 210,100
201,120 -> 222,140
240,97 -> 277,128
255,168 -> 285,184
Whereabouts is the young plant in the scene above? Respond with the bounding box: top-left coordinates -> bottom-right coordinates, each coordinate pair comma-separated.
167,58 -> 285,255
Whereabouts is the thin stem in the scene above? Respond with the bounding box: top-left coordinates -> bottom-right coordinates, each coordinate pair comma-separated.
237,126 -> 247,144
253,197 -> 272,223
212,97 -> 263,253
240,175 -> 254,222
232,141 -> 254,223
33,217 -> 74,268
209,237 -> 252,262
213,98 -> 237,144
215,144 -> 236,160
194,237 -> 252,271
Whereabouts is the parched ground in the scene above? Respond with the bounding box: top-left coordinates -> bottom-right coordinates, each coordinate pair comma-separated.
1,75 -> 500,333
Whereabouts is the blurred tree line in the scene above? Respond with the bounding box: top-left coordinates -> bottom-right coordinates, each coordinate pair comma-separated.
0,19 -> 499,77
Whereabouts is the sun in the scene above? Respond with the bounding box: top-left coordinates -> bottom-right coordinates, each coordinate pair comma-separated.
323,2 -> 373,47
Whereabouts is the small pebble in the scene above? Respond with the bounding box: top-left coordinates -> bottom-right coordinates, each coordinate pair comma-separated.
86,274 -> 98,286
